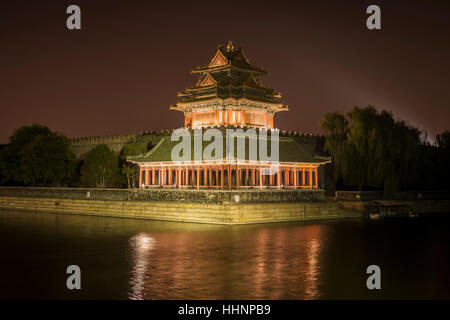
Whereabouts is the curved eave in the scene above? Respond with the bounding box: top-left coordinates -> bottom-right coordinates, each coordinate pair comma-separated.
129,159 -> 331,166
191,64 -> 267,75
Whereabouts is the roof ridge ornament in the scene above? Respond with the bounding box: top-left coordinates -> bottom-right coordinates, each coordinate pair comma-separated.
226,40 -> 234,52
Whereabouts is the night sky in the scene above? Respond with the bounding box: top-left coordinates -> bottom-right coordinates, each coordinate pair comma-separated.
1,0 -> 449,144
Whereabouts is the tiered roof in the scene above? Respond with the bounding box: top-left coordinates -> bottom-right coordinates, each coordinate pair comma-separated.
127,128 -> 330,164
171,41 -> 288,108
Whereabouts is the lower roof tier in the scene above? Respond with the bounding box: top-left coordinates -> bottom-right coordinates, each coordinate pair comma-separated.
128,129 -> 331,165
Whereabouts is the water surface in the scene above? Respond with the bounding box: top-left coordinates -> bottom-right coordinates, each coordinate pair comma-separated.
0,210 -> 449,299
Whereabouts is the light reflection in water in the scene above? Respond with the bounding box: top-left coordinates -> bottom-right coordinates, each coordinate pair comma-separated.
129,232 -> 155,300
250,224 -> 324,299
126,223 -> 326,299
304,236 -> 321,299
3,210 -> 448,299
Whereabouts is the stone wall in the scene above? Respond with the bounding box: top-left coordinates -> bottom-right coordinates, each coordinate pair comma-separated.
335,191 -> 382,201
335,190 -> 450,201
0,196 -> 360,225
70,132 -> 164,158
69,130 -> 324,159
0,187 -> 325,204
0,187 -> 361,225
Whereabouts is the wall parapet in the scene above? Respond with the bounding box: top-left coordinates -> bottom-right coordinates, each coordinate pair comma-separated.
335,190 -> 450,202
0,187 -> 325,204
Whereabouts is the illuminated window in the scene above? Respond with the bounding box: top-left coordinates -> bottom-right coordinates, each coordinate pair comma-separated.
219,111 -> 222,123
237,112 -> 241,123
232,112 -> 236,123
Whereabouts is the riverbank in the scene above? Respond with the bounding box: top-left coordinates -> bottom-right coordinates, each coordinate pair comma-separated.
336,190 -> 450,217
1,188 -> 447,224
0,187 -> 360,224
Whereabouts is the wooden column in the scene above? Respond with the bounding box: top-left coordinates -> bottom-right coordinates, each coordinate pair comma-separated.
196,168 -> 200,190
177,167 -> 181,189
152,169 -> 155,185
315,167 -> 318,189
204,167 -> 207,186
139,167 -> 142,188
259,167 -> 263,189
221,166 -> 224,189
228,165 -> 231,190
209,167 -> 212,187
302,169 -> 306,186
309,168 -> 313,189
145,169 -> 149,186
294,168 -> 297,189
269,170 -> 273,187
277,168 -> 281,190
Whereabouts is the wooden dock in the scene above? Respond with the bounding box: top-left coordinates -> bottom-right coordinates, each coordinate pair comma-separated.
364,200 -> 415,219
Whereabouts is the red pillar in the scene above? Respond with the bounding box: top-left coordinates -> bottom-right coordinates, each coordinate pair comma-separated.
139,167 -> 142,188
145,169 -> 150,186
259,167 -> 263,189
277,168 -> 281,190
209,167 -> 212,187
315,167 -> 318,189
294,168 -> 297,189
197,168 -> 200,190
309,168 -> 313,189
237,167 -> 240,189
269,170 -> 273,187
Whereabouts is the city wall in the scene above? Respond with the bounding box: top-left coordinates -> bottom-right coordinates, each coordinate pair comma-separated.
0,187 -> 360,225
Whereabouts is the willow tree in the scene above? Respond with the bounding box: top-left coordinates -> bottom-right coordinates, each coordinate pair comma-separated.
320,106 -> 427,195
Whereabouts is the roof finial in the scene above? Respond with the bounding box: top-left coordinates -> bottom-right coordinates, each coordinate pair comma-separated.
226,40 -> 234,51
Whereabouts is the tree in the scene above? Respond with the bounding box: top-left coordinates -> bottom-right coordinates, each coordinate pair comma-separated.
320,112 -> 349,187
0,124 -> 76,186
80,144 -> 121,188
320,106 -> 433,195
120,139 -> 145,189
120,137 -> 157,189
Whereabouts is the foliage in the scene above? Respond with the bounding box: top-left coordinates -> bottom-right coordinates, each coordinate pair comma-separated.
120,136 -> 157,189
0,124 -> 77,186
80,144 -> 121,188
320,106 -> 446,195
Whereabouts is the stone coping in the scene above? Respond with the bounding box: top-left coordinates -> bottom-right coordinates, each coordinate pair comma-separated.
0,187 -> 325,204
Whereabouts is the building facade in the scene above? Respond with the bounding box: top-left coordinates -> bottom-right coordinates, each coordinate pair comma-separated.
128,42 -> 330,190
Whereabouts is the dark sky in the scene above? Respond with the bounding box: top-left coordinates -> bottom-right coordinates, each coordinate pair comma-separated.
1,0 -> 449,143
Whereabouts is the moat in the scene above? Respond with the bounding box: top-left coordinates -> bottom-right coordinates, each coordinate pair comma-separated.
1,210 -> 449,299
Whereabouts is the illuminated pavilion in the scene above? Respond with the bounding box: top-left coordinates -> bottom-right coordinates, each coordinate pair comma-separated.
128,42 -> 331,190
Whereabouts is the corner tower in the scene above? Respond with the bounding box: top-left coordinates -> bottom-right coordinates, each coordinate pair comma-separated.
170,41 -> 288,129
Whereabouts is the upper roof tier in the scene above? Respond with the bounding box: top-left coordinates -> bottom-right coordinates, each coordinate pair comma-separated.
191,41 -> 267,75
173,41 -> 287,107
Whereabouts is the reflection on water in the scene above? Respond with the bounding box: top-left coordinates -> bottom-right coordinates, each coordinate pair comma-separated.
0,210 -> 450,299
125,222 -> 327,299
129,233 -> 155,300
